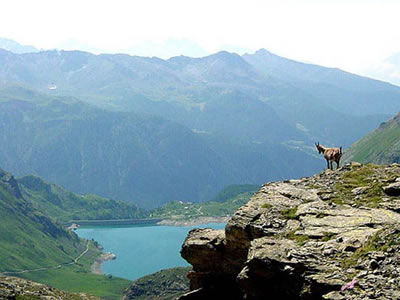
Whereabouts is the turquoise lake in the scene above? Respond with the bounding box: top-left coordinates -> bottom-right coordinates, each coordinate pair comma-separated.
76,223 -> 226,280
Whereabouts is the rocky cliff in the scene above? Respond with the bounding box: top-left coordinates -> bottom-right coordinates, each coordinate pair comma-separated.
0,276 -> 99,299
123,267 -> 190,300
180,163 -> 400,299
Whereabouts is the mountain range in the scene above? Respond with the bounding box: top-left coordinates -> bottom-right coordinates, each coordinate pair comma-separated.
0,38 -> 38,54
0,45 -> 399,207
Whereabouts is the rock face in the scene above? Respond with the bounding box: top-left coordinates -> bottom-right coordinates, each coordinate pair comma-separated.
180,163 -> 400,299
0,276 -> 99,299
123,267 -> 190,300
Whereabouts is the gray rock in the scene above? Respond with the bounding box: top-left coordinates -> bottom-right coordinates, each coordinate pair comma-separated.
383,182 -> 400,196
179,164 -> 400,300
0,276 -> 98,299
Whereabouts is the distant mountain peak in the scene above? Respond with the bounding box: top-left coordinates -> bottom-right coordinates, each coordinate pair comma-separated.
0,37 -> 39,54
205,50 -> 249,66
208,50 -> 240,60
253,48 -> 274,56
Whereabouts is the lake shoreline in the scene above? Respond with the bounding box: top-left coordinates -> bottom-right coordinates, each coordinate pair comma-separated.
70,217 -> 229,228
157,216 -> 230,227
65,218 -> 162,228
78,221 -> 226,280
89,217 -> 229,275
91,252 -> 116,275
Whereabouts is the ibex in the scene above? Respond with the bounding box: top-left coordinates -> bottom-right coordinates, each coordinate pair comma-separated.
315,142 -> 342,170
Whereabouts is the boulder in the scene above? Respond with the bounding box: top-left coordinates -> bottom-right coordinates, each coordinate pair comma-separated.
179,163 -> 400,299
383,181 -> 400,196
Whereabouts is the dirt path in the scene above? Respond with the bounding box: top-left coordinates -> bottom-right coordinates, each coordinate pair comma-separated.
0,241 -> 90,276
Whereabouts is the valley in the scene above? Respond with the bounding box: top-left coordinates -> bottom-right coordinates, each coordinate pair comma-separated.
1,47 -> 398,209
0,37 -> 400,300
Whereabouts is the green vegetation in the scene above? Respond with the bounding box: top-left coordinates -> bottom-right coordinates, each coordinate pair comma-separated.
151,185 -> 258,221
280,207 -> 298,219
261,203 -> 272,209
212,184 -> 259,202
0,168 -> 130,299
125,267 -> 190,300
18,175 -> 146,223
340,229 -> 400,270
285,231 -> 309,246
320,232 -> 337,242
0,170 -> 85,272
344,113 -> 400,164
330,164 -> 397,208
19,243 -> 130,300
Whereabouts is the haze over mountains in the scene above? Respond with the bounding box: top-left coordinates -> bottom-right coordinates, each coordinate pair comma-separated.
1,41 -> 400,207
0,38 -> 39,54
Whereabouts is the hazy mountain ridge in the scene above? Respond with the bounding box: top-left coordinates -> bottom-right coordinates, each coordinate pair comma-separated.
0,47 -> 394,146
0,98 -> 241,207
17,174 -> 146,223
0,82 -> 328,207
0,37 -> 38,54
0,48 -> 398,207
244,49 -> 400,116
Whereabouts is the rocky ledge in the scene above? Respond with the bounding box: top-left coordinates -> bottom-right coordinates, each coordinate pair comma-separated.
180,163 -> 400,299
0,276 -> 99,299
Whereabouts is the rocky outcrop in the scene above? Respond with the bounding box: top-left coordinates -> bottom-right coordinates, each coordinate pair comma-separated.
0,276 -> 99,299
0,169 -> 22,199
180,163 -> 400,299
123,267 -> 190,300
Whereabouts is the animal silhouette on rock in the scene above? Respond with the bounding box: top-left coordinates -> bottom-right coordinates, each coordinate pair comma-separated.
315,142 -> 343,170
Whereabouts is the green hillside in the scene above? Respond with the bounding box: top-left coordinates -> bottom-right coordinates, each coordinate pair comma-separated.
0,167 -> 131,298
212,184 -> 260,202
18,247 -> 131,300
344,113 -> 400,164
18,175 -> 146,223
0,168 -> 86,272
151,184 -> 259,221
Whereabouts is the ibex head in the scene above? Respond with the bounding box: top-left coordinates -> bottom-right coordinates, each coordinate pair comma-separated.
315,142 -> 323,154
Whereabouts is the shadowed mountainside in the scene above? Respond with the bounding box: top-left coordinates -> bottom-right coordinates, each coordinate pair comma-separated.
0,95 -> 322,208
0,48 -> 398,207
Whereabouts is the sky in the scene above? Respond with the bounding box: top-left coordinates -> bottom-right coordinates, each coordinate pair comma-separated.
1,0 -> 400,84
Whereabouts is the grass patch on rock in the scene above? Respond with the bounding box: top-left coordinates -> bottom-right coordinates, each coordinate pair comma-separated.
281,207 -> 298,219
320,232 -> 337,242
340,229 -> 400,270
285,230 -> 309,246
329,164 -> 397,208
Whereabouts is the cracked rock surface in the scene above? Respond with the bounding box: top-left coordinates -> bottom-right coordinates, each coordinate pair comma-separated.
180,163 -> 400,299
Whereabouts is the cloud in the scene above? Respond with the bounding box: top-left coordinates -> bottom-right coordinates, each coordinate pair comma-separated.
1,0 -> 400,75
122,39 -> 210,59
362,53 -> 400,86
